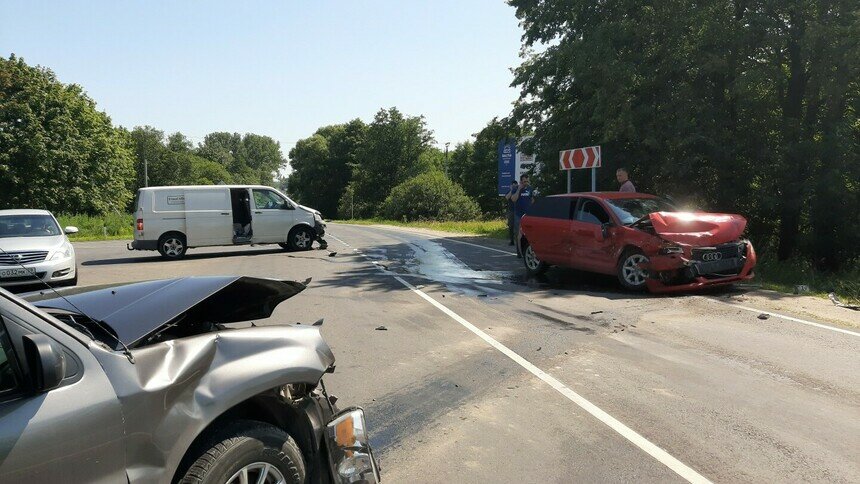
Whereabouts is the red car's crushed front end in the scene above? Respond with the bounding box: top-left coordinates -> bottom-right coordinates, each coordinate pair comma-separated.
636,211 -> 757,293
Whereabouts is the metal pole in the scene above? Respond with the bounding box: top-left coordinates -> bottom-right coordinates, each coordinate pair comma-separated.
567,170 -> 572,193
144,158 -> 148,187
591,166 -> 596,192
351,190 -> 354,220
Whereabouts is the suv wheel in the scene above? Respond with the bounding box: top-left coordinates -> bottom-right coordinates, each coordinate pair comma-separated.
178,420 -> 305,484
522,240 -> 549,276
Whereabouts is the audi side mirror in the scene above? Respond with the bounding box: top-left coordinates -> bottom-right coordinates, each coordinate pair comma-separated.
22,334 -> 66,392
601,222 -> 613,240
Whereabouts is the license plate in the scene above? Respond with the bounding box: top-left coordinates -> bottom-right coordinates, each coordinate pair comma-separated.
0,267 -> 36,279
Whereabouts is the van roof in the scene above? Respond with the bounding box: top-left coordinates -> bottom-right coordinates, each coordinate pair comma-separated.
138,185 -> 279,191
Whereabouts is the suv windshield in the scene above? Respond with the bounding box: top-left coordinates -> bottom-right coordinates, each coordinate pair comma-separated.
0,215 -> 61,238
605,198 -> 677,225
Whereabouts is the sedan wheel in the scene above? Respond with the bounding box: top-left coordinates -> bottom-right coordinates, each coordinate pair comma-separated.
522,242 -> 548,276
619,252 -> 648,290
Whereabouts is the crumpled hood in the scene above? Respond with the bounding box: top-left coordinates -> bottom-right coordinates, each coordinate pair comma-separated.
648,211 -> 747,246
26,276 -> 307,348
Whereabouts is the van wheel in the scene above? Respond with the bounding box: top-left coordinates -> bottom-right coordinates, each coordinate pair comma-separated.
287,227 -> 314,251
522,240 -> 548,276
158,233 -> 187,259
178,420 -> 304,484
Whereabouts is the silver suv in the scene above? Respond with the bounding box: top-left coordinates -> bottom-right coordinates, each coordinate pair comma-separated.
0,276 -> 379,483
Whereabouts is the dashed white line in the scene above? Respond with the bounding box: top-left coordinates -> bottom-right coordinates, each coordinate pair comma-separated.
327,232 -> 712,484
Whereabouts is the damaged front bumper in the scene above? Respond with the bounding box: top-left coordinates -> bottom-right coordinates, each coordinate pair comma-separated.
641,241 -> 757,293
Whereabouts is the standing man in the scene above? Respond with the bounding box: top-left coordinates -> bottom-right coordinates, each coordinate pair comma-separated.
504,180 -> 518,246
617,168 -> 636,192
510,174 -> 533,257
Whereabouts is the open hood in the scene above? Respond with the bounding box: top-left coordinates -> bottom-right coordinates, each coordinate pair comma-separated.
26,276 -> 307,348
648,212 -> 747,246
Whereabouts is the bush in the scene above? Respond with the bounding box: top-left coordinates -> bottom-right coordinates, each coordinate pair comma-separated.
57,213 -> 133,239
380,170 -> 480,221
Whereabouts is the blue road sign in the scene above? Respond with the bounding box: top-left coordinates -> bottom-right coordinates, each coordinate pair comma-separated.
498,139 -> 516,195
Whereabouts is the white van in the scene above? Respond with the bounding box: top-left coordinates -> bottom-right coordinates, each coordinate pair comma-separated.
129,185 -> 326,259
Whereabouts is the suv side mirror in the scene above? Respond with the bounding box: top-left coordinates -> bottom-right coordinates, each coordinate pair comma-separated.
22,334 -> 65,392
601,222 -> 613,240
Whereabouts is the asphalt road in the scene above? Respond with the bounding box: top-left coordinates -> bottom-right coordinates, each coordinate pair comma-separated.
46,223 -> 860,482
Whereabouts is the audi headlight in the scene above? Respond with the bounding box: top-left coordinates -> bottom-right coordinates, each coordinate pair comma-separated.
658,244 -> 683,255
50,241 -> 73,260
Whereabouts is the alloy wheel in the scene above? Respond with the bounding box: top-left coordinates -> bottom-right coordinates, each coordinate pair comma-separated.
622,254 -> 648,286
294,231 -> 311,248
163,238 -> 183,257
225,462 -> 286,484
525,245 -> 540,270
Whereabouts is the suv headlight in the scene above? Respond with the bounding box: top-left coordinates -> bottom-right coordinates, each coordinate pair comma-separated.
50,241 -> 73,260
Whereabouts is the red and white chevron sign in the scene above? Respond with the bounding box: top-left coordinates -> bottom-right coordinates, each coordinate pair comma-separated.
559,146 -> 601,170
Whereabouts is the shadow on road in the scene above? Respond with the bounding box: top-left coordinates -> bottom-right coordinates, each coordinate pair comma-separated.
81,247 -> 293,266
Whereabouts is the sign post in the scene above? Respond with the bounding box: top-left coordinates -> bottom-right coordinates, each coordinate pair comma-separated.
559,145 -> 601,193
498,137 -> 539,196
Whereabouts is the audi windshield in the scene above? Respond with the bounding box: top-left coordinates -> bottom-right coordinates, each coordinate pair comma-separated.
605,198 -> 677,225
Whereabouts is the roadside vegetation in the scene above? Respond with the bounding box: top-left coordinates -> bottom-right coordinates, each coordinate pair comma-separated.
56,213 -> 133,241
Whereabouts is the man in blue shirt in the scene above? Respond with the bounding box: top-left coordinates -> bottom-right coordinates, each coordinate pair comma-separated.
510,174 -> 533,257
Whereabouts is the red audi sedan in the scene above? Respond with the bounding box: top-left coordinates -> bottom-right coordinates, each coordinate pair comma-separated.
518,192 -> 756,292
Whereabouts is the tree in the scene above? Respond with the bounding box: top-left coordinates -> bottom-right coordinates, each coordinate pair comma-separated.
349,107 -> 435,217
287,119 -> 366,218
508,0 -> 859,268
0,55 -> 134,214
381,170 -> 480,221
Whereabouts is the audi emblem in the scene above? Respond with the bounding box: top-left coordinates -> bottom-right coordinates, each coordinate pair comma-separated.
702,252 -> 722,262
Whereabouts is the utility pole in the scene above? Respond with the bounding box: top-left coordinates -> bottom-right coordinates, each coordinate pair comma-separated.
444,142 -> 450,176
144,157 -> 149,187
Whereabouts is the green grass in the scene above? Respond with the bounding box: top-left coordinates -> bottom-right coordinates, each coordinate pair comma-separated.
57,213 -> 134,240
335,218 -> 508,239
755,257 -> 860,304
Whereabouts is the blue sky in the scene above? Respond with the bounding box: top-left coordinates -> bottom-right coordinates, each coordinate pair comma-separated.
1,1 -> 524,170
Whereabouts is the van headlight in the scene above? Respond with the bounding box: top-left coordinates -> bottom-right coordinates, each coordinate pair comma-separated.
314,212 -> 323,222
50,242 -> 73,260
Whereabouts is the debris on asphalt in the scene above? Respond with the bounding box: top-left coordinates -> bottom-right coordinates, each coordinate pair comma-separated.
757,313 -> 770,320
328,251 -> 337,257
590,310 -> 603,315
477,293 -> 488,297
794,284 -> 810,294
829,292 -> 860,310
536,346 -> 541,351
375,325 -> 388,331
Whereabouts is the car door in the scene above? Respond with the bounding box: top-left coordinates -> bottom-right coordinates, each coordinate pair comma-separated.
251,188 -> 295,243
520,197 -> 576,265
185,188 -> 233,246
0,293 -> 127,483
569,198 -> 617,274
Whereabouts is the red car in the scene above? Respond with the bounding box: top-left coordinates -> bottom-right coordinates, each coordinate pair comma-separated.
518,192 -> 756,292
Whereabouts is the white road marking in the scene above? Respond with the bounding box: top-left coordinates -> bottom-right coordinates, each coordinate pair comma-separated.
332,223 -> 518,255
334,224 -> 857,338
327,232 -> 712,484
708,299 -> 860,337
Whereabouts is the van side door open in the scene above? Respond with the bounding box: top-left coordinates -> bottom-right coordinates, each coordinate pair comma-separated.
185,188 -> 233,247
250,189 -> 294,243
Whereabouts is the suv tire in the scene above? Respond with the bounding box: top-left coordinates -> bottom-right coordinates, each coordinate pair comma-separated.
178,420 -> 305,484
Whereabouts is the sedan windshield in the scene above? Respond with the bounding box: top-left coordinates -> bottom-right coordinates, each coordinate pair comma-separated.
605,198 -> 677,225
0,215 -> 61,238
